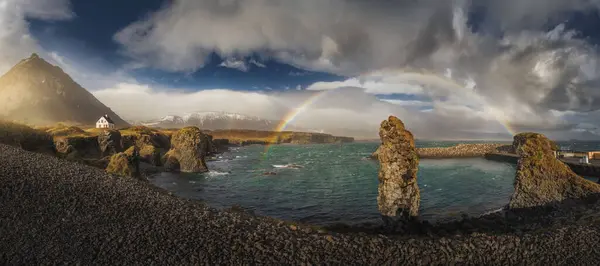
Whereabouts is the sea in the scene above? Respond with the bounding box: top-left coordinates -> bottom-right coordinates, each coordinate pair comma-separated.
149,141 -> 600,226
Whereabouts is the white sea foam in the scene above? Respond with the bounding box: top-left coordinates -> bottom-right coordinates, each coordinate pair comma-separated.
480,208 -> 504,217
272,164 -> 304,169
206,170 -> 230,178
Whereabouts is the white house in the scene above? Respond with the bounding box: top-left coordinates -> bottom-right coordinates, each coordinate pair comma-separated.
96,114 -> 115,129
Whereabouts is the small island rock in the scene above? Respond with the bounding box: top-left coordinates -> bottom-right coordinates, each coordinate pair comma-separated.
162,127 -> 209,173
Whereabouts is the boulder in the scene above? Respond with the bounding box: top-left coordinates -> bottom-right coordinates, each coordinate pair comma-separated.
98,130 -> 122,157
508,133 -> 600,209
105,146 -> 140,178
376,116 -> 420,219
162,127 -> 210,173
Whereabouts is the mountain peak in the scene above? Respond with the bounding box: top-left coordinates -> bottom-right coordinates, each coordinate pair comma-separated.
0,54 -> 129,127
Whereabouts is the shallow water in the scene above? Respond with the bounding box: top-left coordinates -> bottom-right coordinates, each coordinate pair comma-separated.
149,142 -> 525,225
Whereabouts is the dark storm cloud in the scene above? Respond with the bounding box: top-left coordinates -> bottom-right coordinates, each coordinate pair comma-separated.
108,0 -> 600,137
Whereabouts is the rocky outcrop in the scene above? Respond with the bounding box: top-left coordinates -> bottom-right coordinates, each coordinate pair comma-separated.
54,136 -> 100,158
376,116 -> 420,219
139,144 -> 162,166
98,130 -> 123,157
121,126 -> 170,151
509,133 -> 600,209
105,146 -> 140,178
0,120 -> 54,154
162,127 -> 209,173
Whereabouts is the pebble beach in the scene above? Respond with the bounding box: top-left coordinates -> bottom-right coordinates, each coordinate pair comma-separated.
2,143 -> 600,265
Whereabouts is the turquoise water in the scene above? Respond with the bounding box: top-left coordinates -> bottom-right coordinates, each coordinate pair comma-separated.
149,142 -> 520,225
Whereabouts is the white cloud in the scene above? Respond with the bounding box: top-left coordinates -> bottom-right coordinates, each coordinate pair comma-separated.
249,59 -> 266,68
111,1 -> 600,133
219,58 -> 249,72
93,82 -> 524,139
381,99 -> 431,108
0,0 -> 73,73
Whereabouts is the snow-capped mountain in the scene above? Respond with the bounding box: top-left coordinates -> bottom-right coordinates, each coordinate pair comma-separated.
139,111 -> 286,131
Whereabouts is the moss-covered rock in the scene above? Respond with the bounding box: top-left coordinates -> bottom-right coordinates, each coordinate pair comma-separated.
120,126 -> 170,150
509,132 -> 600,209
105,146 -> 140,178
54,135 -> 100,158
98,130 -> 122,157
376,116 -> 420,219
139,144 -> 162,166
162,127 -> 209,173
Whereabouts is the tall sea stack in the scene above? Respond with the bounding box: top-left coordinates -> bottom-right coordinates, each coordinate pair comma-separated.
162,127 -> 210,173
376,116 -> 420,219
509,132 -> 600,209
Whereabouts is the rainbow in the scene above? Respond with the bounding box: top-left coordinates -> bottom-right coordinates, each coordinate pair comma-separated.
262,90 -> 330,158
261,69 -> 523,159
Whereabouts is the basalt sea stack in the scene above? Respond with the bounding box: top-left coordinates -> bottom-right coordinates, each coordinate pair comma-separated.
163,127 -> 210,173
509,132 -> 600,209
376,116 -> 420,218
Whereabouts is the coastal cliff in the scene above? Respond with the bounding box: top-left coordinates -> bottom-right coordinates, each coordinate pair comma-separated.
376,116 -> 420,219
509,133 -> 600,209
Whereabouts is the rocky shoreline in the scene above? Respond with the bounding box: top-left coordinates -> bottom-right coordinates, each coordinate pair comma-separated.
3,143 -> 600,264
371,143 -> 515,160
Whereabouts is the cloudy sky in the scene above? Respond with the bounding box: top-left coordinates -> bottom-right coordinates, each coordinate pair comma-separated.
2,0 -> 600,140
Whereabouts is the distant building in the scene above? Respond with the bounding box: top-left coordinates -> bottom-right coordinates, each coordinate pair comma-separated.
96,114 -> 115,129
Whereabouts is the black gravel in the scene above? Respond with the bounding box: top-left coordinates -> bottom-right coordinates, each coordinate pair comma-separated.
2,144 -> 600,265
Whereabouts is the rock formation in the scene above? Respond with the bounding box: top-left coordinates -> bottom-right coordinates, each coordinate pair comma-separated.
54,136 -> 100,158
376,116 -> 420,219
98,130 -> 123,157
162,127 -> 210,173
0,120 -> 54,154
509,133 -> 600,209
105,146 -> 140,178
139,144 -> 162,166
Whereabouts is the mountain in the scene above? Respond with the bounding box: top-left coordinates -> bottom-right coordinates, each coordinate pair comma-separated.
0,53 -> 128,127
139,111 -> 289,131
